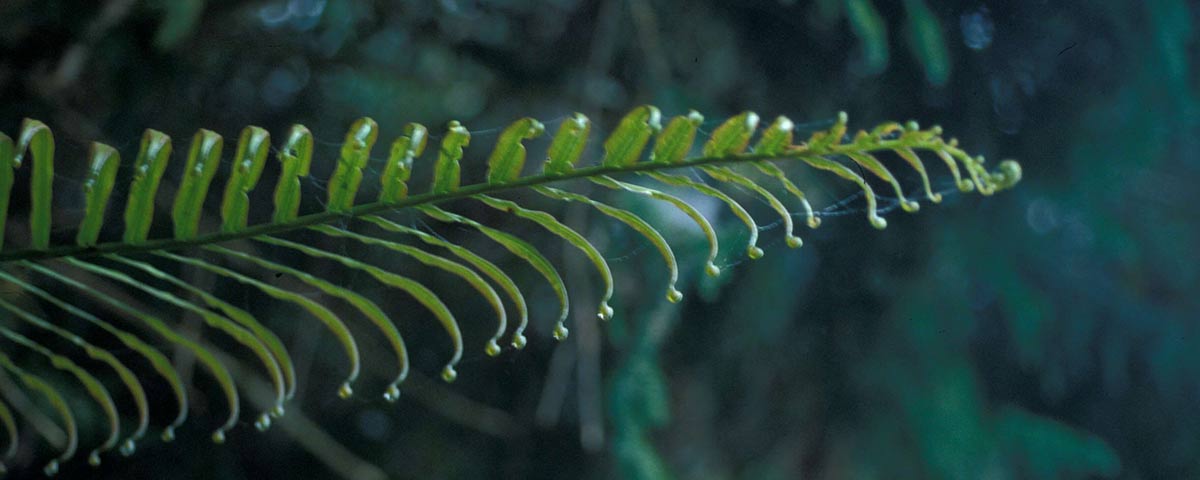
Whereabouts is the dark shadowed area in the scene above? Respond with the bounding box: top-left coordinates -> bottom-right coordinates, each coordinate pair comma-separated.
0,0 -> 1196,478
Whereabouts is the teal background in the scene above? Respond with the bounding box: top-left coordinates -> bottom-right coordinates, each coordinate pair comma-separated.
0,0 -> 1197,478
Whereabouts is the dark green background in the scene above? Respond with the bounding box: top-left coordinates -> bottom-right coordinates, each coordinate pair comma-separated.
0,0 -> 1196,478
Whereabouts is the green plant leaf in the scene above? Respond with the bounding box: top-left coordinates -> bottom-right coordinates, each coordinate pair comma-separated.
0,397 -> 17,463
15,120 -> 54,249
60,258 -> 241,444
431,121 -> 470,194
845,0 -> 890,74
273,125 -> 314,223
0,133 -> 13,251
363,215 -> 530,351
604,106 -> 661,167
0,294 -> 148,456
310,225 -> 508,358
172,129 -> 224,239
248,236 -> 462,383
379,123 -> 428,203
0,323 -> 119,467
591,175 -> 722,277
167,248 -> 364,397
0,268 -> 187,446
645,171 -> 764,258
123,130 -> 172,244
0,349 -> 76,476
650,110 -> 703,165
105,254 -> 289,418
487,118 -> 545,184
326,118 -> 379,212
76,143 -> 121,247
903,0 -> 951,86
544,113 -> 590,175
0,106 -> 1019,473
220,126 -> 271,232
535,186 -> 683,303
417,206 -> 562,348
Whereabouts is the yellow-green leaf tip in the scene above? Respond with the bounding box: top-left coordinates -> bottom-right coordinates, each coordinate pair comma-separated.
441,366 -> 458,383
992,159 -> 1023,190
383,384 -> 401,403
485,339 -> 502,357
119,440 -> 136,457
254,414 -> 271,432
597,303 -> 614,321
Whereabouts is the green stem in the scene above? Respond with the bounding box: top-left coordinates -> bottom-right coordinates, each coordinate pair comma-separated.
0,138 -> 973,262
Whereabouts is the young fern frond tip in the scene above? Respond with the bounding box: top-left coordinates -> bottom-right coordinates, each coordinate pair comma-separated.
0,106 -> 1018,474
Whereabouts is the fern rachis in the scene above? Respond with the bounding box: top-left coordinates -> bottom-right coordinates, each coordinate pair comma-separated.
0,106 -> 1019,475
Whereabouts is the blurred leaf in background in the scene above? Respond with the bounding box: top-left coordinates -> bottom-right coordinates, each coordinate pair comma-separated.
0,0 -> 1196,479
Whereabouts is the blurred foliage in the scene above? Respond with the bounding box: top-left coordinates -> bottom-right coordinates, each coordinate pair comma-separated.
812,0 -> 952,85
0,0 -> 1196,479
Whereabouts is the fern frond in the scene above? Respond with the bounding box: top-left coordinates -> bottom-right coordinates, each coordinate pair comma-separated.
0,106 -> 1019,473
